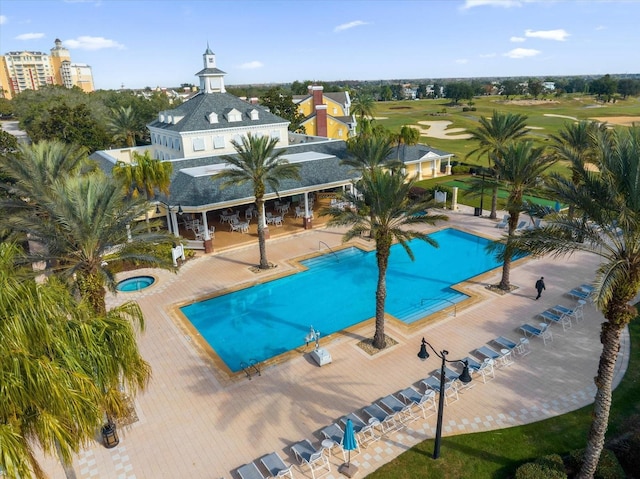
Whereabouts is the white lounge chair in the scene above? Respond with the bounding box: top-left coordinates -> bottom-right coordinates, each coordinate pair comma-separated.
496,214 -> 509,228
379,394 -> 417,424
362,403 -> 399,433
567,288 -> 590,300
538,309 -> 572,332
339,413 -> 378,446
520,322 -> 553,345
259,451 -> 294,478
291,439 -> 330,479
320,423 -> 359,461
398,387 -> 437,419
237,462 -> 267,479
515,220 -> 528,232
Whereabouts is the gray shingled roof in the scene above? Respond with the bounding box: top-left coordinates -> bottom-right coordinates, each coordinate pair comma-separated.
91,140 -> 453,211
147,92 -> 289,133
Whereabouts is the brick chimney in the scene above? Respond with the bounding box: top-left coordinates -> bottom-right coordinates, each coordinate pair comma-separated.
315,104 -> 328,137
310,85 -> 324,106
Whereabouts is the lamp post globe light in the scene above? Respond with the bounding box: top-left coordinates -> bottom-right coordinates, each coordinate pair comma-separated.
417,337 -> 472,459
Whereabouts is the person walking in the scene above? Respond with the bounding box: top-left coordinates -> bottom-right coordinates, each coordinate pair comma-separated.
535,277 -> 546,300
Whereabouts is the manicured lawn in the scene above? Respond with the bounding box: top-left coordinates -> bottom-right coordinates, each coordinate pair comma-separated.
374,95 -> 640,166
366,311 -> 640,479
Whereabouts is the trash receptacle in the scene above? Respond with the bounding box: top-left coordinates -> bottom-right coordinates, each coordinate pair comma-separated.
474,207 -> 482,216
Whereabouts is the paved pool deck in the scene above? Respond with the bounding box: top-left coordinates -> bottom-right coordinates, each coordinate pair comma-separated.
38,206 -> 631,479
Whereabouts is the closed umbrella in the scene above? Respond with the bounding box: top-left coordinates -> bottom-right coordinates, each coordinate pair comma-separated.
338,418 -> 358,477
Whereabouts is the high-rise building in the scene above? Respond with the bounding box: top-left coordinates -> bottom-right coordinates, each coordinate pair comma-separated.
0,39 -> 95,99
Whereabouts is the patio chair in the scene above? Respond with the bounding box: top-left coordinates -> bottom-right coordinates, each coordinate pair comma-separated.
320,423 -> 359,461
259,452 -> 294,479
520,322 -> 553,345
526,218 -> 542,230
538,309 -> 572,332
515,220 -> 528,232
473,345 -> 502,362
496,214 -> 509,228
339,413 -> 378,446
491,336 -> 518,351
421,376 -> 459,404
237,462 -> 267,479
515,337 -> 531,357
291,439 -> 330,479
361,403 -> 399,433
379,394 -> 417,424
398,387 -> 437,419
567,287 -> 590,301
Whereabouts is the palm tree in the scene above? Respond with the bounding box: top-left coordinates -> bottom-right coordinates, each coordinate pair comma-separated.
351,93 -> 376,132
488,141 -> 556,290
395,125 -> 421,161
467,111 -> 529,219
4,171 -> 176,314
107,105 -> 144,148
515,126 -> 640,478
113,150 -> 172,200
324,168 -> 447,349
0,242 -> 151,479
549,120 -> 606,219
216,133 -> 301,269
344,134 -> 401,172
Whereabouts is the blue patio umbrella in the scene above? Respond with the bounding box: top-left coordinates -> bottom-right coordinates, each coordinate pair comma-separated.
339,418 -> 359,477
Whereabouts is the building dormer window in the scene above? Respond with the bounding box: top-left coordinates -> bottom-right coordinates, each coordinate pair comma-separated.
249,109 -> 259,121
208,112 -> 218,124
158,112 -> 165,122
225,109 -> 242,122
172,115 -> 184,124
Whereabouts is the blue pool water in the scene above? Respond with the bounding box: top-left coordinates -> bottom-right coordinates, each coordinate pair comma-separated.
116,276 -> 155,292
181,228 -> 501,372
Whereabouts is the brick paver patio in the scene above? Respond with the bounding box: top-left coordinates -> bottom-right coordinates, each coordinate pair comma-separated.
37,207 -> 630,479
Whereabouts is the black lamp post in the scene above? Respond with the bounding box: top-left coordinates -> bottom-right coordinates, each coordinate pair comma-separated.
101,419 -> 119,448
417,337 -> 472,459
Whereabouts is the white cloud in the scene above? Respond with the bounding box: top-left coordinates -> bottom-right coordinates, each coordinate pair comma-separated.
0,15 -> 7,25
456,58 -> 469,64
15,32 -> 45,40
510,36 -> 526,42
64,36 -> 124,50
238,61 -> 263,70
479,53 -> 497,58
525,28 -> 570,41
334,20 -> 369,33
504,47 -> 541,58
461,0 -> 526,9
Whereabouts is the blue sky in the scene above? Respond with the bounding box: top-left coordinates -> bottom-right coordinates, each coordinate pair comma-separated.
1,0 -> 638,90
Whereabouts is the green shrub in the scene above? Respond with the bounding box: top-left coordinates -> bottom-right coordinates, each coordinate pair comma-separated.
452,165 -> 471,175
515,454 -> 568,479
566,448 -> 626,479
610,430 -> 640,476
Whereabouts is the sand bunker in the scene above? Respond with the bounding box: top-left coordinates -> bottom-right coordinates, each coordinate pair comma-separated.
525,126 -> 544,130
544,114 -> 578,121
589,116 -> 640,127
413,120 -> 472,140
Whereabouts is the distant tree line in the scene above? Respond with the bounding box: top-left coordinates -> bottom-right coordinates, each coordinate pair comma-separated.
2,85 -> 178,153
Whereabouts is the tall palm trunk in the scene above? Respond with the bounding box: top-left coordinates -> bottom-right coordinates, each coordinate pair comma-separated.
255,198 -> 269,269
373,242 -> 390,349
490,184 -> 498,219
577,323 -> 623,478
498,214 -> 519,290
77,271 -> 107,315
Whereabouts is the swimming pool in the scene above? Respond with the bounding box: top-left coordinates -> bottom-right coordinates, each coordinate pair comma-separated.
180,228 -> 502,373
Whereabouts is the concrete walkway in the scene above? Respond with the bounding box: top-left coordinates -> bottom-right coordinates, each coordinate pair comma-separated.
38,207 -> 629,479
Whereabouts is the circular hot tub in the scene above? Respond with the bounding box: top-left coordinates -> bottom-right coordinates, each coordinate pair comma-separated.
116,276 -> 155,292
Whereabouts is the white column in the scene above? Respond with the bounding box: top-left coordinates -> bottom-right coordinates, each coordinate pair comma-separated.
303,192 -> 309,217
170,211 -> 180,237
165,211 -> 172,234
201,211 -> 210,240
452,186 -> 459,211
261,202 -> 267,228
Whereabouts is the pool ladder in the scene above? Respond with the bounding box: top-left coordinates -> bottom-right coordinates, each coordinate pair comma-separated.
318,241 -> 339,262
240,359 -> 261,380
